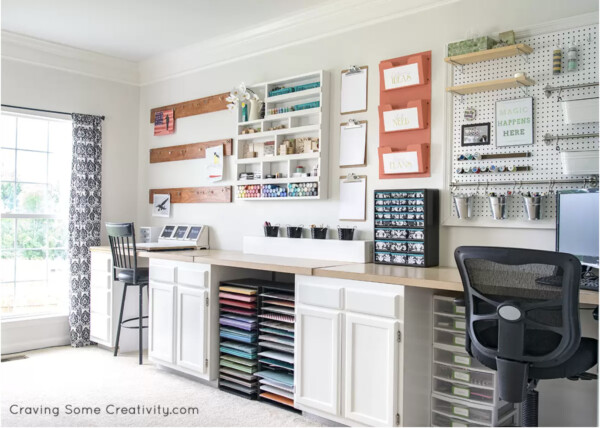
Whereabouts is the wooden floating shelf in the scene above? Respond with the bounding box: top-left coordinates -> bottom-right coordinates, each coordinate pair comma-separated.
445,43 -> 533,66
149,186 -> 232,203
446,76 -> 535,95
150,93 -> 229,123
150,139 -> 232,163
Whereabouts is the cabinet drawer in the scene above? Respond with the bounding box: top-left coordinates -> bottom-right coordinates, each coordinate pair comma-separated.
90,313 -> 110,343
297,283 -> 343,309
432,394 -> 514,426
433,378 -> 495,405
345,288 -> 400,318
434,296 -> 466,316
432,410 -> 485,427
90,288 -> 110,315
177,267 -> 208,288
434,329 -> 467,349
433,363 -> 495,389
91,270 -> 111,290
91,252 -> 112,273
435,313 -> 466,332
433,347 -> 489,372
150,265 -> 176,283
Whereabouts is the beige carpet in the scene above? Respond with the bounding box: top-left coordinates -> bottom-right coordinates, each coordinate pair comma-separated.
0,346 -> 324,427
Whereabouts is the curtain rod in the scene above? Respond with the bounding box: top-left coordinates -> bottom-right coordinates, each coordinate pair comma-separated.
1,104 -> 105,120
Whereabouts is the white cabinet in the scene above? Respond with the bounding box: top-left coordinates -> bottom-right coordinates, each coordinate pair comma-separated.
295,305 -> 341,415
149,281 -> 175,363
344,313 -> 399,426
148,259 -> 211,380
295,275 -> 432,427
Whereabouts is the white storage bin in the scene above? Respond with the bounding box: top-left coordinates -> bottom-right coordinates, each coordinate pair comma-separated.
434,363 -> 495,389
560,150 -> 599,176
435,313 -> 467,331
432,395 -> 515,426
433,347 -> 490,372
433,378 -> 495,405
434,329 -> 467,349
561,97 -> 599,124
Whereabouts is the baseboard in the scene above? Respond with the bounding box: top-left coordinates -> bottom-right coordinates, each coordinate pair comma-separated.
1,315 -> 70,354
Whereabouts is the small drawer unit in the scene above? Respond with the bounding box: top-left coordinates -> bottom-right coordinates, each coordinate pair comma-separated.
430,294 -> 518,426
373,189 -> 439,267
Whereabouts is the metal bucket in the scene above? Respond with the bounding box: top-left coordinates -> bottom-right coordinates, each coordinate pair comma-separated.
523,195 -> 543,221
453,195 -> 472,219
489,195 -> 507,220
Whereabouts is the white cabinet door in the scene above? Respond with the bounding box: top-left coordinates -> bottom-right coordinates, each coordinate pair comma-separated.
149,281 -> 175,363
175,285 -> 207,374
295,305 -> 341,416
344,313 -> 399,427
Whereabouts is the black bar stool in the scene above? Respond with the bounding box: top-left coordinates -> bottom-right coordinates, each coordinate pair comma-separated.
106,222 -> 148,365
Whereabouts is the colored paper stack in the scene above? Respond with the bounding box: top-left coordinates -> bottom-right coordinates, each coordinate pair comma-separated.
288,182 -> 318,197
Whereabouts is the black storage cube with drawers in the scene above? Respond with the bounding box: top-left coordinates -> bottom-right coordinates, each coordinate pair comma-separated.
374,189 -> 439,267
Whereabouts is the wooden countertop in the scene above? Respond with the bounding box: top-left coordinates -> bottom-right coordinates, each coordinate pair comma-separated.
89,247 -> 598,305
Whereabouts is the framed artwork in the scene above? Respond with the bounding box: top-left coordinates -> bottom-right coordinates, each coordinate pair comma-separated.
152,194 -> 170,217
461,122 -> 491,146
496,97 -> 533,147
154,109 -> 175,136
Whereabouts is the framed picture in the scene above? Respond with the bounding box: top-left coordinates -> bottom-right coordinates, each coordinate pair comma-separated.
496,97 -> 533,147
152,193 -> 170,217
461,122 -> 491,146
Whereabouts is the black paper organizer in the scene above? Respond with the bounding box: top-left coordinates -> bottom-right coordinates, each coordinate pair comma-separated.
374,188 -> 439,267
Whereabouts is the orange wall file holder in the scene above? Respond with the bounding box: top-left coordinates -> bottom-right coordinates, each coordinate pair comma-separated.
378,51 -> 431,179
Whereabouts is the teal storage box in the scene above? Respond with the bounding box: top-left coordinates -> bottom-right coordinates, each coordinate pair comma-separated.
448,36 -> 497,56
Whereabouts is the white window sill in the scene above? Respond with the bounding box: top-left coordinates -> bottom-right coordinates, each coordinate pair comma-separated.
1,313 -> 69,325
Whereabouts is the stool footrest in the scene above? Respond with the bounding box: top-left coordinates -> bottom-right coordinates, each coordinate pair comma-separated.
121,315 -> 148,329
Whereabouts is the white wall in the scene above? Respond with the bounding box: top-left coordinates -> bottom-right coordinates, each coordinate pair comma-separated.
135,1 -> 598,426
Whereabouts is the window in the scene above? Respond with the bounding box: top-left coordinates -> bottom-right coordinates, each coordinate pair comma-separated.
1,112 -> 72,318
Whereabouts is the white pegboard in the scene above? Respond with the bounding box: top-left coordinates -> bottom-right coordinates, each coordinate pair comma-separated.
449,24 -> 598,223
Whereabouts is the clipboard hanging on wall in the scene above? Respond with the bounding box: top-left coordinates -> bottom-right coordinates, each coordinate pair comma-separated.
341,66 -> 368,114
339,173 -> 367,221
339,119 -> 367,168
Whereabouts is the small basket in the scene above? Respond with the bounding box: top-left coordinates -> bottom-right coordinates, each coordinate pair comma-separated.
310,227 -> 328,239
264,225 -> 279,237
286,225 -> 303,238
337,226 -> 356,241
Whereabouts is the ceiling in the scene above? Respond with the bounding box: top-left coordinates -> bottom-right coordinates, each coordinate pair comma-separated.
0,0 -> 340,61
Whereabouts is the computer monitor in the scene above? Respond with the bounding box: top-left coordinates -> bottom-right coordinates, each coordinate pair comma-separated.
556,189 -> 599,268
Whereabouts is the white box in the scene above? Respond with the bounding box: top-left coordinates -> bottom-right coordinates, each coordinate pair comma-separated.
561,97 -> 599,124
139,226 -> 162,243
560,150 -> 599,175
243,236 -> 373,263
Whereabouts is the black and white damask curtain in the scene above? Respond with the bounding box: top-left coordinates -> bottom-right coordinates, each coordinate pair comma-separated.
68,113 -> 103,347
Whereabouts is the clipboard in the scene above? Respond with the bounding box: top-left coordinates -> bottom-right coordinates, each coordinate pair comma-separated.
339,119 -> 367,168
339,173 -> 367,221
341,66 -> 368,115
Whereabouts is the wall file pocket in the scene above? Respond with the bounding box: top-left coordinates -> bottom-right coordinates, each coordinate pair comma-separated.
378,51 -> 431,179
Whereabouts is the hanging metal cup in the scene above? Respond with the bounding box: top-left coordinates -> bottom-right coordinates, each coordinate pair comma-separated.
523,195 -> 543,220
488,195 -> 507,220
453,194 -> 472,219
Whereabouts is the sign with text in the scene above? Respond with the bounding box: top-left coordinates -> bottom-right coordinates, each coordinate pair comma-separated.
383,63 -> 420,90
496,97 -> 533,147
382,151 -> 419,174
383,107 -> 420,132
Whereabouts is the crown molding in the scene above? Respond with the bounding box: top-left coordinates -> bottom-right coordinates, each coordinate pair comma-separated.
1,31 -> 139,86
138,0 -> 460,86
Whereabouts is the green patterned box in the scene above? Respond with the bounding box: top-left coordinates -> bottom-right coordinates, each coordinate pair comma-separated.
448,36 -> 498,56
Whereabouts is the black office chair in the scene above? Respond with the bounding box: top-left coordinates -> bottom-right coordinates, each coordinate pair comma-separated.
106,222 -> 149,365
454,246 -> 598,427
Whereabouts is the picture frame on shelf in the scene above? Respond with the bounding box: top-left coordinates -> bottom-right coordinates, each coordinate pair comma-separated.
461,122 -> 491,146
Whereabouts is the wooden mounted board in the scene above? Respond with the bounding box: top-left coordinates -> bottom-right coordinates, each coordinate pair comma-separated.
149,186 -> 232,203
150,93 -> 229,123
150,139 -> 232,163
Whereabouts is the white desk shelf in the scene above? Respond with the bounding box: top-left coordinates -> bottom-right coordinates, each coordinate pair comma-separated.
235,70 -> 329,200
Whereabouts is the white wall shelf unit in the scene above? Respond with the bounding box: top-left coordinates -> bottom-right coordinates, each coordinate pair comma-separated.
235,70 -> 329,200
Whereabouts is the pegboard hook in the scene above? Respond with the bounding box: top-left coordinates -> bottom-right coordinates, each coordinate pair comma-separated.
451,185 -> 457,195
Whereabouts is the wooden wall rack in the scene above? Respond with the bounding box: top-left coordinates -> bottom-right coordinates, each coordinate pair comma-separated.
150,139 -> 233,163
149,186 -> 232,203
150,93 -> 229,123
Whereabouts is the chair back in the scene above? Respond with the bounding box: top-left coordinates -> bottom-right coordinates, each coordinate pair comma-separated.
454,246 -> 582,402
106,222 -> 138,280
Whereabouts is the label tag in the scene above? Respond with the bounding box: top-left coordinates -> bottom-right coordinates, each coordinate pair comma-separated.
383,107 -> 420,132
453,335 -> 466,346
452,406 -> 470,418
454,305 -> 466,315
452,385 -> 470,398
383,63 -> 420,90
454,319 -> 466,330
452,370 -> 471,383
453,354 -> 471,366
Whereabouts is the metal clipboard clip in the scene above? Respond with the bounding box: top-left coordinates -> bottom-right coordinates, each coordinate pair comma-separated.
344,119 -> 364,129
343,172 -> 362,183
344,65 -> 363,75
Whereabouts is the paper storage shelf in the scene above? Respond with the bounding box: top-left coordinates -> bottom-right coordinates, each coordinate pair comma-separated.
433,378 -> 496,405
433,295 -> 466,316
433,346 -> 491,372
432,394 -> 516,427
433,363 -> 495,389
435,313 -> 467,332
434,329 -> 468,349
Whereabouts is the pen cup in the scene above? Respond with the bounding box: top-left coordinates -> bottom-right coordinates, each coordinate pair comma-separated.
286,225 -> 303,238
310,227 -> 328,239
453,195 -> 472,219
523,195 -> 543,220
337,226 -> 356,241
488,195 -> 507,220
264,225 -> 280,237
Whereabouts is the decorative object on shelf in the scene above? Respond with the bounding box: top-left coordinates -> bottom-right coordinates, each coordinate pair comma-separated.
488,193 -> 507,220
249,98 -> 264,121
498,30 -> 516,46
461,123 -> 490,146
567,41 -> 578,72
374,189 -> 439,266
241,127 -> 261,134
152,194 -> 170,217
241,102 -> 248,122
154,109 -> 175,136
495,97 -> 533,147
464,106 -> 477,121
226,82 -> 260,110
448,36 -> 497,56
553,45 -> 562,75
378,51 -> 431,179
341,65 -> 368,114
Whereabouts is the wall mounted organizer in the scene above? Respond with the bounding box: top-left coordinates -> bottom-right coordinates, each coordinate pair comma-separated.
148,186 -> 232,203
150,139 -> 233,163
378,51 -> 432,179
150,93 -> 229,123
446,24 -> 599,226
374,189 -> 439,267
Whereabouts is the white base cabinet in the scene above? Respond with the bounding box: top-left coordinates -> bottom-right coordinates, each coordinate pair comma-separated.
295,275 -> 433,427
